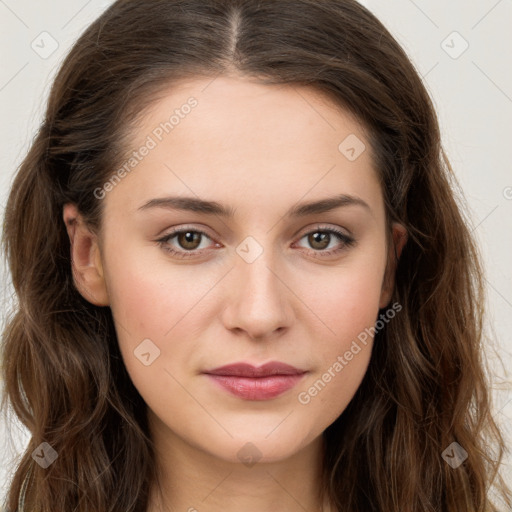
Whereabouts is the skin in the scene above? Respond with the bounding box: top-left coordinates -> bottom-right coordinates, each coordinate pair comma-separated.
64,74 -> 407,512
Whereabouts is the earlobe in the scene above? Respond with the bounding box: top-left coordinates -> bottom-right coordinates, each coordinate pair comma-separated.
63,204 -> 110,307
379,222 -> 408,309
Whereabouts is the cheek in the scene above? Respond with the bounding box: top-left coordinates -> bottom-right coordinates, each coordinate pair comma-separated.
100,245 -> 189,385
104,244 -> 202,338
103,254 -> 201,417
295,295 -> 377,423
293,256 -> 386,415
302,256 -> 386,350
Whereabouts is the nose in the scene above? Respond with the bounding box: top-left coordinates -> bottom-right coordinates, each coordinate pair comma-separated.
220,245 -> 294,341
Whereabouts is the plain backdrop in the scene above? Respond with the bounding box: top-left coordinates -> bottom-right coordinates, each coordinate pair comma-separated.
1,0 -> 511,504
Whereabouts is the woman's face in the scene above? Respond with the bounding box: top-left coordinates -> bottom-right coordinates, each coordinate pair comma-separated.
69,75 -> 405,465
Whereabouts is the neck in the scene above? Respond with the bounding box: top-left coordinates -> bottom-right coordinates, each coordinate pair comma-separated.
146,413 -> 331,512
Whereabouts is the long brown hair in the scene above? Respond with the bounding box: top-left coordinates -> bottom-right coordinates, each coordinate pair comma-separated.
2,1 -> 510,510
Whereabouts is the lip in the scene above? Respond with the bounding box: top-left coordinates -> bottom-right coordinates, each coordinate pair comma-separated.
203,362 -> 307,401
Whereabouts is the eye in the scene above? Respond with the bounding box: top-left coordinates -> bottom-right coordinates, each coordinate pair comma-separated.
156,227 -> 218,259
294,225 -> 355,257
156,224 -> 355,260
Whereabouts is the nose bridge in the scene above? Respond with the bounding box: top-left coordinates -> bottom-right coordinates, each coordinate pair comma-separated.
223,234 -> 293,338
240,238 -> 279,292
236,234 -> 283,303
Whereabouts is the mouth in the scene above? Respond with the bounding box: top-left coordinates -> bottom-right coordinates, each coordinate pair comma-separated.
202,362 -> 308,401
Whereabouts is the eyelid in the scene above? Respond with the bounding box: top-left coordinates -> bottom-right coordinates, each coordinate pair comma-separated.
157,223 -> 216,239
295,223 -> 353,239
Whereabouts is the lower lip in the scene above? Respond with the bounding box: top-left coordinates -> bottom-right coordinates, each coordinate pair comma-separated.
205,374 -> 306,400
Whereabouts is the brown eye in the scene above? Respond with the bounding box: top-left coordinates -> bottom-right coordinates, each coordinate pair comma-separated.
157,228 -> 216,258
307,232 -> 331,250
177,231 -> 203,250
295,227 -> 356,257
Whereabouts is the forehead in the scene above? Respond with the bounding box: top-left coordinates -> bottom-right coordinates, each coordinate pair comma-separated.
132,74 -> 370,154
107,75 -> 384,221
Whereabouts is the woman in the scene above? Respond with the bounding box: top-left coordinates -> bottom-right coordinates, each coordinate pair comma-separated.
1,0 -> 510,510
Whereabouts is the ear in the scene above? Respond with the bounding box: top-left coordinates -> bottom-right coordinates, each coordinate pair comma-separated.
63,203 -> 110,307
379,222 -> 408,309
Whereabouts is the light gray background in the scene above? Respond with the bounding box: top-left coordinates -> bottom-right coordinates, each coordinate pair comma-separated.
1,0 -> 511,504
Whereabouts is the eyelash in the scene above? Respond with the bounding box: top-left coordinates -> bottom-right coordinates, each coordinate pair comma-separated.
156,225 -> 355,260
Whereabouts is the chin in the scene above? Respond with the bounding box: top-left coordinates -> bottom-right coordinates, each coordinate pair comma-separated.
196,427 -> 321,466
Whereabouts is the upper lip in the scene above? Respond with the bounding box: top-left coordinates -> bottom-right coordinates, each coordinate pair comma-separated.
204,362 -> 306,377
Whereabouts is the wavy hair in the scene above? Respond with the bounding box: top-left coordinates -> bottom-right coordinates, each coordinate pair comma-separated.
1,0 -> 511,510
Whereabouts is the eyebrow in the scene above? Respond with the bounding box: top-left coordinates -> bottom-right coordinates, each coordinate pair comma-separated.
138,193 -> 370,218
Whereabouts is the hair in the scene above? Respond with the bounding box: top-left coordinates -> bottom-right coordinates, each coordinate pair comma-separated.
1,0 -> 510,510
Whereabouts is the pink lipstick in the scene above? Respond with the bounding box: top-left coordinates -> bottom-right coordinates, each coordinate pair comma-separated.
203,362 -> 307,400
